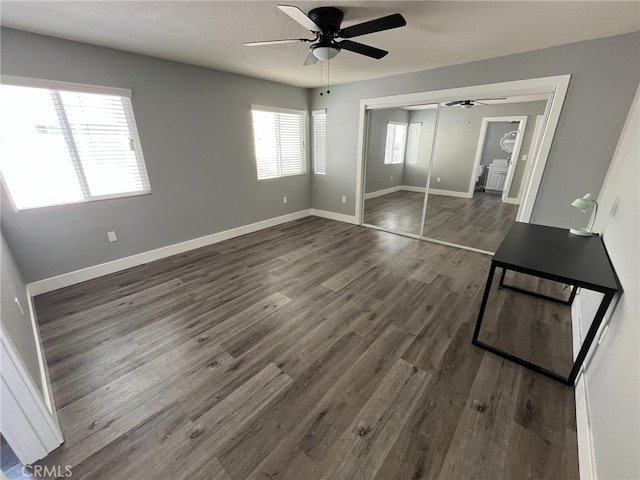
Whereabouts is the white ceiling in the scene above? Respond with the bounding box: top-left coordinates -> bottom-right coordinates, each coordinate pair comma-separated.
1,1 -> 639,88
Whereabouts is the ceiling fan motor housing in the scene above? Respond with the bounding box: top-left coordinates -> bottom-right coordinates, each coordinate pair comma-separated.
308,7 -> 344,34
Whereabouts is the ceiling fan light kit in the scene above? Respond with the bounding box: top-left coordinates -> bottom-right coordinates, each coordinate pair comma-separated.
312,44 -> 340,61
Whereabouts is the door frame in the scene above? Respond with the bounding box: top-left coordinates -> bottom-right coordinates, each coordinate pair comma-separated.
355,75 -> 571,225
1,328 -> 63,465
467,116 -> 528,203
518,115 -> 545,205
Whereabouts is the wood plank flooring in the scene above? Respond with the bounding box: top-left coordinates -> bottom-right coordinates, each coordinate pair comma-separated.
32,217 -> 577,480
363,190 -> 518,252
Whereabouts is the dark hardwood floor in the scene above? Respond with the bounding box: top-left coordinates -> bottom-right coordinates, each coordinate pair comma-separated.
363,190 -> 519,252
33,217 -> 577,480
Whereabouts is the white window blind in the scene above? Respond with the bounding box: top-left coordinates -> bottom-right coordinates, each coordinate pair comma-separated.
384,122 -> 408,165
406,122 -> 422,165
251,107 -> 306,180
0,80 -> 150,210
312,109 -> 326,175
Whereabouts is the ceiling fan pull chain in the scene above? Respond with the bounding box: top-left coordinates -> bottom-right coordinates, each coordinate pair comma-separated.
327,59 -> 331,95
320,61 -> 324,96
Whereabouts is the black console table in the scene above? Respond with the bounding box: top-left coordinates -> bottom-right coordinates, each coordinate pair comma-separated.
472,222 -> 621,386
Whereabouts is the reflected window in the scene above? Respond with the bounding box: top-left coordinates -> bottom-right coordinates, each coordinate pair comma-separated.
383,122 -> 407,165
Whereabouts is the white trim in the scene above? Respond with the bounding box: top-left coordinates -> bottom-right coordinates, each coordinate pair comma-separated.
571,294 -> 597,480
310,208 -> 358,224
0,329 -> 63,465
28,210 -> 312,295
428,188 -> 473,199
516,78 -> 570,222
401,185 -> 426,194
519,115 -> 545,205
355,75 -> 571,225
364,186 -> 402,200
421,236 -> 494,256
501,117 -> 528,202
364,185 -> 426,200
0,74 -> 131,97
25,291 -> 58,423
311,108 -> 327,115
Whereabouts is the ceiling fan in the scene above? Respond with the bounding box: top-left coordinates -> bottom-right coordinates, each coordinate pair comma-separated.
444,98 -> 507,109
245,5 -> 406,65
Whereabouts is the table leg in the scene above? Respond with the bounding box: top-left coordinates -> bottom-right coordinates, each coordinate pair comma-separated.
498,267 -> 507,287
472,263 -> 496,344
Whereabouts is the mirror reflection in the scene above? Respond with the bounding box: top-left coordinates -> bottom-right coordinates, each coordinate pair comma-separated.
363,105 -> 438,236
422,95 -> 549,251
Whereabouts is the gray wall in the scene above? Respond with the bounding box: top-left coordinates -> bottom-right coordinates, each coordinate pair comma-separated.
364,108 -> 409,193
0,28 -> 311,282
402,108 -> 438,188
1,234 -> 44,396
309,32 -> 640,228
430,101 -> 547,194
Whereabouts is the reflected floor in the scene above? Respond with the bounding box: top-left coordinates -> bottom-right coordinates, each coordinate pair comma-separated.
423,191 -> 518,252
364,190 -> 518,252
363,190 -> 424,235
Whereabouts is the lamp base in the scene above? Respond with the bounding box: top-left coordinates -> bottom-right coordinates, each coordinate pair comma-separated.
570,227 -> 595,237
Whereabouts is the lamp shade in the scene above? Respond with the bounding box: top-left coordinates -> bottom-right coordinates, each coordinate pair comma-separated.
571,193 -> 594,212
312,45 -> 340,61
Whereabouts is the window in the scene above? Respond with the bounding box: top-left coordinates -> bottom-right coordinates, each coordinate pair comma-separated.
0,77 -> 150,210
384,122 -> 408,165
405,122 -> 422,165
312,109 -> 326,175
251,106 -> 306,180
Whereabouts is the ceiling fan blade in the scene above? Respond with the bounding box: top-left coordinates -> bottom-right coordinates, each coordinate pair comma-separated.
475,97 -> 508,102
444,101 -> 463,106
278,5 -> 321,32
303,52 -> 318,66
245,38 -> 312,46
339,13 -> 406,39
338,40 -> 388,59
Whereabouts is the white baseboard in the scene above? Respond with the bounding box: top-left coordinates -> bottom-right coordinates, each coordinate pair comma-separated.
364,185 -> 426,200
26,208 -> 363,296
364,186 -> 402,200
572,291 -> 596,480
502,197 -> 520,205
27,209 -> 312,296
400,185 -> 426,193
311,208 -> 358,225
429,188 -> 473,199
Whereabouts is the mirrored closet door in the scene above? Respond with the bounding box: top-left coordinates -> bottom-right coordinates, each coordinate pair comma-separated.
422,94 -> 550,252
362,104 -> 439,237
361,92 -> 552,254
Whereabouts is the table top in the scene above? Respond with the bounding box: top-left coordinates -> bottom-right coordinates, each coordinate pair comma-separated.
493,222 -> 620,292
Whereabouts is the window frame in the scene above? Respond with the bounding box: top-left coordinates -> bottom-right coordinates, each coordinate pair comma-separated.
251,105 -> 307,181
312,109 -> 327,175
0,75 -> 151,211
383,121 -> 408,165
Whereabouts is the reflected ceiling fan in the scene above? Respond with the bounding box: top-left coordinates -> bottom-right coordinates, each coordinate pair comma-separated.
445,98 -> 507,109
245,5 -> 406,65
